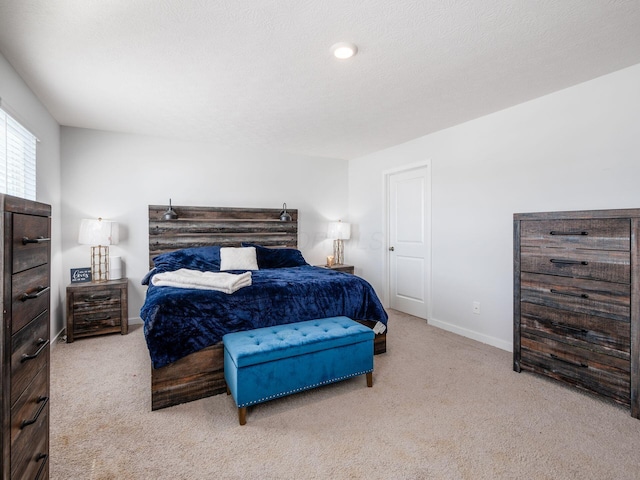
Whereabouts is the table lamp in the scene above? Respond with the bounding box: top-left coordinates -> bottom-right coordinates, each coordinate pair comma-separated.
327,220 -> 351,265
78,218 -> 119,282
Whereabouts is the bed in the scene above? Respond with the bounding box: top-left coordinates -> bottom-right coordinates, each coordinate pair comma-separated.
142,205 -> 388,410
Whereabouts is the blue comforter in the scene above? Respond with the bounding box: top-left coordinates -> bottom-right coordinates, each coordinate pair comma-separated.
141,265 -> 388,368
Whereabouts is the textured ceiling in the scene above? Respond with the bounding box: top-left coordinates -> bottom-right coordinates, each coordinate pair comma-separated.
1,0 -> 640,160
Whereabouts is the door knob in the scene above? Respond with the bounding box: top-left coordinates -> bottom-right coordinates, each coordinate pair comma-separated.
389,246 -> 395,251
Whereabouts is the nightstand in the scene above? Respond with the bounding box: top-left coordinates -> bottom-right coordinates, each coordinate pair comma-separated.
317,264 -> 354,274
66,278 -> 128,342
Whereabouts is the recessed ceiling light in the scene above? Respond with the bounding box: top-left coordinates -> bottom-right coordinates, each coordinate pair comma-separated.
331,42 -> 358,59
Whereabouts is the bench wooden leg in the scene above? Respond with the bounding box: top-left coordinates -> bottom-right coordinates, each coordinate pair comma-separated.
238,407 -> 247,425
366,372 -> 373,387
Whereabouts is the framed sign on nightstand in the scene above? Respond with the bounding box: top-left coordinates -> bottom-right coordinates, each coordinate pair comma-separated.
70,267 -> 92,283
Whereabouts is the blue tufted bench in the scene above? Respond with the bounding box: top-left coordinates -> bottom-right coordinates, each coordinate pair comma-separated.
223,316 -> 374,425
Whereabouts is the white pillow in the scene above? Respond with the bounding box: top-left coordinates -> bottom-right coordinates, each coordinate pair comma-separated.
220,247 -> 258,271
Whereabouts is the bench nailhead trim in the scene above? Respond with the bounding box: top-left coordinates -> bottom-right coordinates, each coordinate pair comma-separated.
236,369 -> 373,408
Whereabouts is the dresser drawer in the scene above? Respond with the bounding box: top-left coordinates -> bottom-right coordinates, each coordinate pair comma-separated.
11,419 -> 48,480
520,246 -> 630,283
521,272 -> 630,322
521,333 -> 630,405
38,459 -> 49,480
12,263 -> 50,334
520,218 -> 630,251
521,303 -> 630,358
11,311 -> 49,406
10,363 -> 49,480
12,213 -> 50,274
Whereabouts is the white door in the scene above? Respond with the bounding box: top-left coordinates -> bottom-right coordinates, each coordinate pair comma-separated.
388,166 -> 430,319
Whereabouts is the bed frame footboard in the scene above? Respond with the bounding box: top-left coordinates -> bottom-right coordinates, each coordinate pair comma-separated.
151,343 -> 226,410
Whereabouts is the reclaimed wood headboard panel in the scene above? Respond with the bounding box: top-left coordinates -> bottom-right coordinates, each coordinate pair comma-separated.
148,205 -> 298,267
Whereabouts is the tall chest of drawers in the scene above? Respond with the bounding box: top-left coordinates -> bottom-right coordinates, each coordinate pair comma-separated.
514,208 -> 640,419
0,195 -> 51,478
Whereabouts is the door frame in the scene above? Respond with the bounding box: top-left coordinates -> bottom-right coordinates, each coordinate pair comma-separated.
382,160 -> 433,320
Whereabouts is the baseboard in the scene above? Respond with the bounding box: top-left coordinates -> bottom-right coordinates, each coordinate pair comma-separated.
51,317 -> 143,351
51,327 -> 66,351
428,317 -> 512,352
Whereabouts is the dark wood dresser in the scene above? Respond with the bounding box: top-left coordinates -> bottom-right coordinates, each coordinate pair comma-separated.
514,208 -> 640,419
0,195 -> 51,478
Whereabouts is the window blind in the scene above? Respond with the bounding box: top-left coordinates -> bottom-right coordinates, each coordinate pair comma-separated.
0,107 -> 37,200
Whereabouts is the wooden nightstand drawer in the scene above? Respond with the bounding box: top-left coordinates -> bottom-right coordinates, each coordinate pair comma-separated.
72,288 -> 122,313
66,278 -> 128,342
73,308 -> 122,336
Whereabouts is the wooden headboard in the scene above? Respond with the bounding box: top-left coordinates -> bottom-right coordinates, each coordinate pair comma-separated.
148,205 -> 298,267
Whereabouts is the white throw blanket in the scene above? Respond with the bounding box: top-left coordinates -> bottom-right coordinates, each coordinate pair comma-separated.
151,269 -> 252,294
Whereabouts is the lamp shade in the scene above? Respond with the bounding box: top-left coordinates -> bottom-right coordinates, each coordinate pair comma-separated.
327,221 -> 351,240
78,218 -> 119,246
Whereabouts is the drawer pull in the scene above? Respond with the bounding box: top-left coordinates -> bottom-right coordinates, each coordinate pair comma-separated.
35,453 -> 48,480
22,236 -> 51,244
550,259 -> 589,266
20,396 -> 49,429
550,288 -> 589,299
551,321 -> 589,335
549,230 -> 589,236
21,338 -> 50,362
20,285 -> 50,301
88,314 -> 112,322
550,353 -> 588,369
88,294 -> 112,302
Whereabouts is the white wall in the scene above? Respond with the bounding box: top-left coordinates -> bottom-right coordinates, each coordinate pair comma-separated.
0,53 -> 63,338
61,127 -> 348,328
349,63 -> 640,351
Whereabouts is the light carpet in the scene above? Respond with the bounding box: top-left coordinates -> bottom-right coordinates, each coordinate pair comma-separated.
50,310 -> 640,479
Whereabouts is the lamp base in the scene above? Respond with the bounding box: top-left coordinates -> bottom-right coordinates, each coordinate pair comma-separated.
333,239 -> 345,265
90,245 -> 110,282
